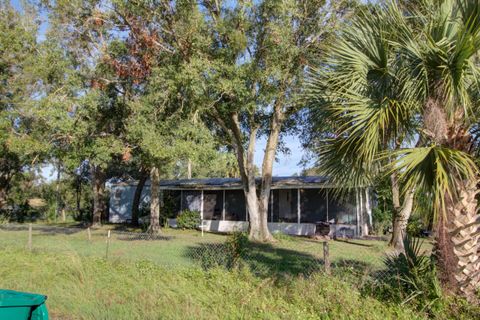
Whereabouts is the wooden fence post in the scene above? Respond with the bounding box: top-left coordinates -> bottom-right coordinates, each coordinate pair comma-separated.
323,241 -> 330,275
105,230 -> 111,259
87,227 -> 91,242
27,223 -> 32,252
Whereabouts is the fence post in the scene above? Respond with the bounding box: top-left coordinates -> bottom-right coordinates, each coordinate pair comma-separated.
323,241 -> 330,275
87,227 -> 91,242
27,223 -> 32,252
105,230 -> 111,260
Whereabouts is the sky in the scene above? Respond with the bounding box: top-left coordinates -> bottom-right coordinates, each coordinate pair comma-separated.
12,0 -> 308,180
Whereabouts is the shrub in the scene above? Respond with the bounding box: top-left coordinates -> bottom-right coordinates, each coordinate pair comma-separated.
226,231 -> 249,266
382,235 -> 443,314
176,210 -> 201,229
372,207 -> 391,235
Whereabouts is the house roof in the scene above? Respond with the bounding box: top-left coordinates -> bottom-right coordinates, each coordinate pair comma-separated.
111,176 -> 331,190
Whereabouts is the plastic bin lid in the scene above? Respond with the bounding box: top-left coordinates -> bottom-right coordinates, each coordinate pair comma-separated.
0,290 -> 47,307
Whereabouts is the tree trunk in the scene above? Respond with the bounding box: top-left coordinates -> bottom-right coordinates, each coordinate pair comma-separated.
257,102 -> 284,242
228,113 -> 274,242
131,168 -> 148,226
0,171 -> 13,211
435,178 -> 480,302
76,180 -> 82,218
91,165 -> 106,226
390,188 -> 415,252
389,173 -> 402,248
148,166 -> 160,233
56,163 -> 64,222
422,96 -> 480,301
364,188 -> 372,235
0,186 -> 7,211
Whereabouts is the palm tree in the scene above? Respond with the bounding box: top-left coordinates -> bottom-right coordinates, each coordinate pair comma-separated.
306,0 -> 480,301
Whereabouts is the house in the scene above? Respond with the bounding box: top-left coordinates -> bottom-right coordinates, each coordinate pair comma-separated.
108,176 -> 372,237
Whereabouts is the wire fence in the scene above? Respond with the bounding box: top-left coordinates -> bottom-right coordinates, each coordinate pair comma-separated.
0,223 -> 391,284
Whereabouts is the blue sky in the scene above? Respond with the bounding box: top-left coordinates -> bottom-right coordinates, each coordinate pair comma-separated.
255,135 -> 306,176
14,0 -> 307,180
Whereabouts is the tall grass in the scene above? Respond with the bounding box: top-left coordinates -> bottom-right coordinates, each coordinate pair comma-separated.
0,248 -> 422,320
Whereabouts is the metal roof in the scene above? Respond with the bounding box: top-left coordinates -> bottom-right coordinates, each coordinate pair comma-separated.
110,176 -> 332,190
156,176 -> 330,190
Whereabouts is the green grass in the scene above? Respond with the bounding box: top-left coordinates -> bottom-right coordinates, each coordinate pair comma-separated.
0,248 -> 424,320
0,224 -> 407,271
0,224 -> 444,319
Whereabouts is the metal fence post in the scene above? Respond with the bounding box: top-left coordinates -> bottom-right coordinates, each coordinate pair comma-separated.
323,241 -> 330,274
27,223 -> 32,252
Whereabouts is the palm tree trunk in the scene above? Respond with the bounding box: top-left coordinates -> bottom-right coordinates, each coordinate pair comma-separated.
390,189 -> 415,252
148,166 -> 160,233
131,168 -> 148,226
435,178 -> 480,302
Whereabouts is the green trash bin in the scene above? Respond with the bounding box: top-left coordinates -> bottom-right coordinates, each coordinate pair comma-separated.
0,290 -> 49,320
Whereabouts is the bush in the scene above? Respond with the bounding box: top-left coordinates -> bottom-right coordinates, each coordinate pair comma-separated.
176,210 -> 201,229
372,207 -> 391,235
381,235 -> 443,314
226,231 -> 249,266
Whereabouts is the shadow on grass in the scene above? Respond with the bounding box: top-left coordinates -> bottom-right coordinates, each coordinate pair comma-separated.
185,240 -> 384,281
184,242 -> 324,278
333,239 -> 375,248
115,232 -> 173,241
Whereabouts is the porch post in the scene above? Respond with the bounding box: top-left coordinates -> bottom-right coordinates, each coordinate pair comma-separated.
355,189 -> 360,237
200,190 -> 204,220
180,190 -> 183,212
222,189 -> 226,220
326,189 -> 329,222
297,189 -> 301,224
270,190 -> 273,222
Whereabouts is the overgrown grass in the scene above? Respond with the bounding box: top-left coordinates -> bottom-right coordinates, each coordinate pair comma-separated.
0,248 -> 423,320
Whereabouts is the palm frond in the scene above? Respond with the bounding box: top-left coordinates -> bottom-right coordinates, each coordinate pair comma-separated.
389,145 -> 478,217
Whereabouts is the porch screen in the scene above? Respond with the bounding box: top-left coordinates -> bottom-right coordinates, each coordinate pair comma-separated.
271,189 -> 298,222
181,190 -> 202,212
300,189 -> 328,223
224,190 -> 246,221
161,190 -> 181,217
203,190 -> 223,220
328,194 -> 357,224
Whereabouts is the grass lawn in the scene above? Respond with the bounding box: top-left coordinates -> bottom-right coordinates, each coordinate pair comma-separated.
0,224 -> 442,319
0,224 -> 407,272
